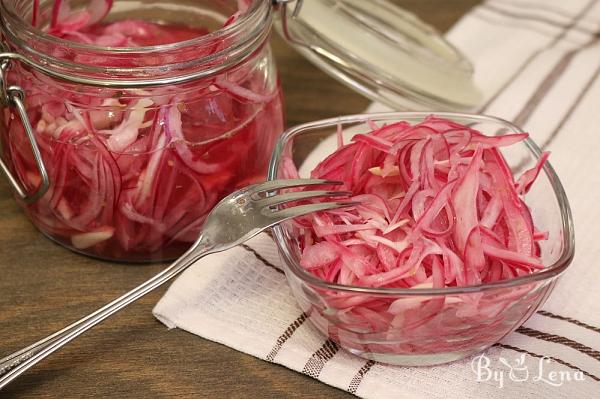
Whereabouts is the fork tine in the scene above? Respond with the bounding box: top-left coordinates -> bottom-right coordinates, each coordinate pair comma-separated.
268,201 -> 360,221
248,179 -> 342,196
258,190 -> 351,208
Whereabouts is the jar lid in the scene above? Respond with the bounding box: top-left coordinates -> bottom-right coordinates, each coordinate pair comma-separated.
274,0 -> 483,111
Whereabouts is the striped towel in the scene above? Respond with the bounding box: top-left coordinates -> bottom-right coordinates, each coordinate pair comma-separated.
153,0 -> 600,397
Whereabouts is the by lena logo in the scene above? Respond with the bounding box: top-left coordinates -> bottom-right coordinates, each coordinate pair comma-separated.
471,353 -> 585,388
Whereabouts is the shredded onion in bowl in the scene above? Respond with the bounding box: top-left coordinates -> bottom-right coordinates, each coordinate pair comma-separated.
279,117 -> 555,356
286,116 -> 550,289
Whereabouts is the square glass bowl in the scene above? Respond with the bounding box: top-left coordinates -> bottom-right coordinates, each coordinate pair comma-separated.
267,112 -> 574,366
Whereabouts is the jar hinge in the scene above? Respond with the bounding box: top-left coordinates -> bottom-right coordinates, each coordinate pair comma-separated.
273,0 -> 307,48
0,52 -> 50,204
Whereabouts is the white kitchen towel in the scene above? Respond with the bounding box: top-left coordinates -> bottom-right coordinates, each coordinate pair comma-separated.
153,0 -> 600,397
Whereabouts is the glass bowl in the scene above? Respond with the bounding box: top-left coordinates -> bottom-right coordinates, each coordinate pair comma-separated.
267,112 -> 574,366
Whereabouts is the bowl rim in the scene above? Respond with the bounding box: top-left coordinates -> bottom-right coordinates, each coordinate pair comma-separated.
268,111 -> 575,296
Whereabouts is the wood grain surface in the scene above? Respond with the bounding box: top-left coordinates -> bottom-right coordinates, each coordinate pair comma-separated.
0,1 -> 478,397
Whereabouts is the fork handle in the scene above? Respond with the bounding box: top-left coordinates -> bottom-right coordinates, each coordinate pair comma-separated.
0,241 -> 214,390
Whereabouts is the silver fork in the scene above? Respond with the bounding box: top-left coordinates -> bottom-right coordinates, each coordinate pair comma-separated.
0,179 -> 354,390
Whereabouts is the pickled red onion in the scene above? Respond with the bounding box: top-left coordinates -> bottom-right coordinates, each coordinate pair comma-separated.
6,0 -> 283,260
289,116 -> 550,289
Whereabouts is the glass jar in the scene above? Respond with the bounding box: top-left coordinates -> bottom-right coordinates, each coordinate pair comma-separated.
0,0 -> 284,261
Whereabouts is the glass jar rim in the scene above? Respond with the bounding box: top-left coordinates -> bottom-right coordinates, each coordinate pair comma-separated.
0,0 -> 273,86
268,111 -> 575,297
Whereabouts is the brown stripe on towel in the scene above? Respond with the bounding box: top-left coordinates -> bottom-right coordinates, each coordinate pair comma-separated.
240,244 -> 284,274
265,312 -> 309,362
302,339 -> 340,378
481,3 -> 596,35
472,10 -> 562,39
480,0 -> 598,111
512,33 -> 600,128
493,0 -> 600,23
537,311 -> 600,334
516,327 -> 600,361
348,360 -> 377,394
494,343 -> 600,382
539,60 -> 600,149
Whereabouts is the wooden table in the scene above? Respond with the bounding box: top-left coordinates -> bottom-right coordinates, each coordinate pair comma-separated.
0,1 -> 478,397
